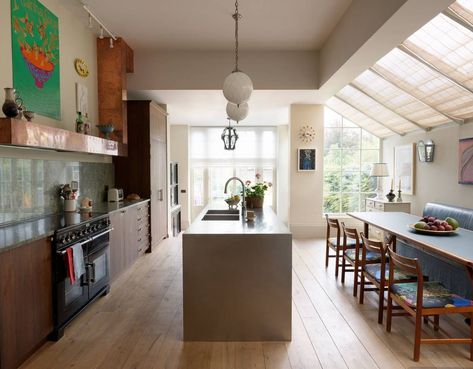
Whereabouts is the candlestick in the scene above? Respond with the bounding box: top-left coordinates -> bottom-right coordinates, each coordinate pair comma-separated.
390,178 -> 393,191
398,179 -> 401,191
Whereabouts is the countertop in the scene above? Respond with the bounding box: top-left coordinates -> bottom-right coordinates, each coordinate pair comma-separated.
0,199 -> 149,253
184,205 -> 291,235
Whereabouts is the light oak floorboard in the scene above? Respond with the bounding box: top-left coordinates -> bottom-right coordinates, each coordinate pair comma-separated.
19,236 -> 473,369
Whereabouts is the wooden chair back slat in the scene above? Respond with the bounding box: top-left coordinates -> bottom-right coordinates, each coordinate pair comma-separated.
341,223 -> 359,241
360,233 -> 385,255
387,246 -> 420,279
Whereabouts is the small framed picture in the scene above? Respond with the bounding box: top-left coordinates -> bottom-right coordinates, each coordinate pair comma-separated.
298,148 -> 316,171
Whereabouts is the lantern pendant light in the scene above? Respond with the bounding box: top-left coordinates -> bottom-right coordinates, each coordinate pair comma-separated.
222,0 -> 253,107
221,119 -> 239,150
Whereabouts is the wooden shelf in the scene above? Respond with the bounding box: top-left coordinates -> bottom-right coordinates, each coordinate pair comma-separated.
0,118 -> 127,156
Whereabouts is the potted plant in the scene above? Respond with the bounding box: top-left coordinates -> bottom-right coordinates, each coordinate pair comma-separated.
244,173 -> 272,208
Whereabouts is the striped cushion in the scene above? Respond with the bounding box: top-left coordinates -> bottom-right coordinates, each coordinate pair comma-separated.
365,263 -> 416,282
345,249 -> 381,262
328,237 -> 357,248
392,282 -> 473,308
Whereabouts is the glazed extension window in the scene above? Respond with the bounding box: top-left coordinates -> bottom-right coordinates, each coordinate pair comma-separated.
190,127 -> 276,210
323,108 -> 380,214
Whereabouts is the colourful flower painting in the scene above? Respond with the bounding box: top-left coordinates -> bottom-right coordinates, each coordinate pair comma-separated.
11,0 -> 60,120
459,137 -> 473,184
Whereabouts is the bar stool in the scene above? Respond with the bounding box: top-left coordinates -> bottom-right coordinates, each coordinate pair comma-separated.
325,215 -> 356,277
386,246 -> 473,361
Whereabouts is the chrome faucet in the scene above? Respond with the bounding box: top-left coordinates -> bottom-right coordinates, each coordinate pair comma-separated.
224,176 -> 246,216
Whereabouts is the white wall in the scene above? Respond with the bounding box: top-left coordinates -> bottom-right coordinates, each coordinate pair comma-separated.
276,125 -> 289,224
383,123 -> 473,216
0,0 -> 99,134
170,125 -> 190,229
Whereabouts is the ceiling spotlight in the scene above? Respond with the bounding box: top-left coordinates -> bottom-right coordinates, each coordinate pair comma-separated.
109,38 -> 114,48
99,26 -> 104,39
88,14 -> 93,28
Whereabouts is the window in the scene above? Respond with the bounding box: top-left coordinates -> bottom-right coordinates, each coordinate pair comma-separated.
323,108 -> 380,214
190,127 -> 277,214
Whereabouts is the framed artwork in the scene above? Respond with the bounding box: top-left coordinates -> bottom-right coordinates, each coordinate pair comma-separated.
75,83 -> 88,115
459,137 -> 473,184
393,143 -> 416,195
298,148 -> 316,171
11,0 -> 61,120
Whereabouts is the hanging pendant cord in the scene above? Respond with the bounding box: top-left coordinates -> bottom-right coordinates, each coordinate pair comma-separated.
233,0 -> 241,72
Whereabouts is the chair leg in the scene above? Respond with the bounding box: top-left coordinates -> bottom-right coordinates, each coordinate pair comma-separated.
378,281 -> 384,324
434,315 -> 439,331
414,313 -> 422,362
325,242 -> 329,268
423,316 -> 429,324
341,255 -> 346,284
353,260 -> 359,297
359,270 -> 365,304
470,312 -> 473,361
335,247 -> 340,278
386,292 -> 393,332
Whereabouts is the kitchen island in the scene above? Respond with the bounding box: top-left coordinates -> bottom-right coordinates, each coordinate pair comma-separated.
182,206 -> 292,341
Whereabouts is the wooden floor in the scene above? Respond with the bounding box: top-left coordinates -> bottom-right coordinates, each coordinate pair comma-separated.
21,237 -> 473,369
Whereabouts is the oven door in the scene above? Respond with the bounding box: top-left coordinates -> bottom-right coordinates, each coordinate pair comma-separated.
86,231 -> 110,300
55,243 -> 89,328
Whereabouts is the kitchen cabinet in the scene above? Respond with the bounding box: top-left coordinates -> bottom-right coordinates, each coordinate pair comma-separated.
0,238 -> 53,369
109,201 -> 150,281
114,101 -> 168,249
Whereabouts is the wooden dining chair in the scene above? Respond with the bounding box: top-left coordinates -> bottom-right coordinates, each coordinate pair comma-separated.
359,233 -> 418,324
340,223 -> 363,297
325,215 -> 356,278
386,247 -> 473,362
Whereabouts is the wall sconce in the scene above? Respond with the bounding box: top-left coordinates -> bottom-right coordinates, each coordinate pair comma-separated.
417,140 -> 435,162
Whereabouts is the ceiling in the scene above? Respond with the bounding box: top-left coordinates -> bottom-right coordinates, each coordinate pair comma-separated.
128,90 -> 326,125
80,0 -> 352,51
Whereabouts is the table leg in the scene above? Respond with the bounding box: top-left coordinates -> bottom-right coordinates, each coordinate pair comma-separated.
364,222 -> 369,238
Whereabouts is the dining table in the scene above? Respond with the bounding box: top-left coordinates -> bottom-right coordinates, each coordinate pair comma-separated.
347,211 -> 473,282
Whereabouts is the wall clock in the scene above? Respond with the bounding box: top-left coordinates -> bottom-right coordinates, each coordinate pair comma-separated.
298,125 -> 316,143
74,58 -> 89,77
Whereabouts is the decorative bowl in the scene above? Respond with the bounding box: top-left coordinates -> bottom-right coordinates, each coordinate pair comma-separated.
409,224 -> 458,236
96,124 -> 115,139
225,199 -> 240,209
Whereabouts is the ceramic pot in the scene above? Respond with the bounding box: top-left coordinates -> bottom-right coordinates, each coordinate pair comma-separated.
246,197 -> 264,208
386,190 -> 396,202
2,88 -> 19,118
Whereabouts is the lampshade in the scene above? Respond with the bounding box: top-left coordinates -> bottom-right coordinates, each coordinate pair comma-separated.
370,163 -> 389,177
222,71 -> 253,105
226,102 -> 249,122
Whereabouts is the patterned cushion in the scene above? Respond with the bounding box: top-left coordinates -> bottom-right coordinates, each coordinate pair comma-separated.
345,249 -> 381,262
328,237 -> 357,248
365,263 -> 416,282
392,281 -> 473,308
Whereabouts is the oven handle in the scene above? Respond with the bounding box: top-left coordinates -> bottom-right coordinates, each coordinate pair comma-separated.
56,227 -> 113,255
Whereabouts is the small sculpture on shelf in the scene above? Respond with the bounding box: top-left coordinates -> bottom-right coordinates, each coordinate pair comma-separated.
76,112 -> 84,133
386,189 -> 396,202
96,123 -> 115,139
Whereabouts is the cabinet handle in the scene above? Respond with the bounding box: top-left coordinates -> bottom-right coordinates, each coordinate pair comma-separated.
138,227 -> 142,232
138,238 -> 142,242
137,217 -> 142,222
137,207 -> 142,210
121,210 -> 126,214
159,189 -> 163,201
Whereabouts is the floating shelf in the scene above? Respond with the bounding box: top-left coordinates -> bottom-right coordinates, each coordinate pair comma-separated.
0,118 -> 127,156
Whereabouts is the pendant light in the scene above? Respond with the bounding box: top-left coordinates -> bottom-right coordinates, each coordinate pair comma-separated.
221,119 -> 239,150
222,0 -> 253,106
226,101 -> 248,122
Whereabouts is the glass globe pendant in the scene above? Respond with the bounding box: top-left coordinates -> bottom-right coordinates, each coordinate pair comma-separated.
226,101 -> 248,122
221,119 -> 239,150
222,1 -> 253,106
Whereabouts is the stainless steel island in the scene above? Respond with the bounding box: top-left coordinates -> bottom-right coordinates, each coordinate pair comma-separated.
182,206 -> 292,341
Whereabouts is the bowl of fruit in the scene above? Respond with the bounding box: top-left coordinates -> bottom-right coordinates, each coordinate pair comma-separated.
410,216 -> 460,235
225,195 -> 240,209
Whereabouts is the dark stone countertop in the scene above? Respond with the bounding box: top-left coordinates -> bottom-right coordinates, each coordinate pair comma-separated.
0,199 -> 150,253
184,205 -> 291,235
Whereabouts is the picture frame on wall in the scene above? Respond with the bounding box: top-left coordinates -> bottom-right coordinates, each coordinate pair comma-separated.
298,148 -> 316,171
393,143 -> 416,195
459,137 -> 473,184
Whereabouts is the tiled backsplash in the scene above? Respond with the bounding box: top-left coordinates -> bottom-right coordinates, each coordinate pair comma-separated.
0,158 -> 114,224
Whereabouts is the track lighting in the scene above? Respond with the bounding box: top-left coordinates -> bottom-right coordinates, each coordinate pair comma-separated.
109,38 -> 114,48
99,26 -> 104,39
88,14 -> 93,28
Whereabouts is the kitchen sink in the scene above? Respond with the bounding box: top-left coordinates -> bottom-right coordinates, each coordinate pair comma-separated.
205,209 -> 240,215
202,211 -> 240,221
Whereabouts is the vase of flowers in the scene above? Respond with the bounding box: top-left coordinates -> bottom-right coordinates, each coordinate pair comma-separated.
244,173 -> 272,209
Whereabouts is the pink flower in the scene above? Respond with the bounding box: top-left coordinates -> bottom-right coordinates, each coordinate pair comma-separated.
268,182 -> 273,187
255,173 -> 261,180
245,180 -> 251,186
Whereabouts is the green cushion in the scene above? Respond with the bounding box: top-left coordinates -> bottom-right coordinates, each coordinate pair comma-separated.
345,249 -> 381,262
392,281 -> 473,308
365,263 -> 416,282
328,237 -> 357,248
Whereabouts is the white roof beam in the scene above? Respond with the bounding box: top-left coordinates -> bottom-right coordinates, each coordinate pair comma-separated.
348,83 -> 429,132
368,67 -> 464,125
334,96 -> 405,136
442,8 -> 473,34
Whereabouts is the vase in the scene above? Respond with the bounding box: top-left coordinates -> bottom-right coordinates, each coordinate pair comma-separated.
386,190 -> 396,202
2,88 -> 19,118
246,197 -> 264,208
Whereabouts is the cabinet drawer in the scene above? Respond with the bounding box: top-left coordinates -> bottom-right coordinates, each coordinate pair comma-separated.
366,199 -> 374,209
375,202 -> 384,211
137,235 -> 150,253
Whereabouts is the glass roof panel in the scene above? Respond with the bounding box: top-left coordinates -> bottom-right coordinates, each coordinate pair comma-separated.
326,97 -> 394,138
450,0 -> 473,25
374,47 -> 473,119
353,70 -> 449,128
403,13 -> 473,90
336,85 -> 419,133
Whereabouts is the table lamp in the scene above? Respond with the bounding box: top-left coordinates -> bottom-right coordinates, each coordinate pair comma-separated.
370,163 -> 389,200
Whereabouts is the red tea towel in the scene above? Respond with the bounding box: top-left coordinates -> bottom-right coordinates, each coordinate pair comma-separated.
66,248 -> 76,284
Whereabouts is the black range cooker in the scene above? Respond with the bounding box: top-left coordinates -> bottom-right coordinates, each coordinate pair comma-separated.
51,212 -> 112,340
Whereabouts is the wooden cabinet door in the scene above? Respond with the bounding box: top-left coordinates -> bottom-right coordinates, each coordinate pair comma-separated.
150,139 -> 168,246
0,238 -> 53,369
109,210 -> 125,281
